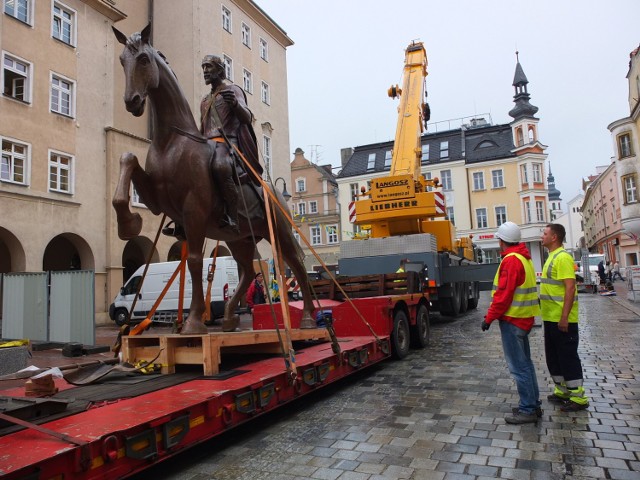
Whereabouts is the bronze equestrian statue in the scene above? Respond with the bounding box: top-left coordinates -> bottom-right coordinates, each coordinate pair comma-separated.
112,24 -> 315,334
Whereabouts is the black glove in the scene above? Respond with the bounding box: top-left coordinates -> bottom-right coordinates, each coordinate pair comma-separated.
481,320 -> 490,332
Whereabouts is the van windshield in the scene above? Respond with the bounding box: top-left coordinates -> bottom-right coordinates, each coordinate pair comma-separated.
588,256 -> 604,267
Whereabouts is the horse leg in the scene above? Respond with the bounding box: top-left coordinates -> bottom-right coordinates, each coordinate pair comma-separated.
224,239 -> 256,331
276,217 -> 316,329
112,152 -> 144,240
180,226 -> 209,335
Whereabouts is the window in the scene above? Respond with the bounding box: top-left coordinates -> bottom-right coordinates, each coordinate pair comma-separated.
440,141 -> 449,159
350,183 -> 358,201
261,81 -> 270,105
48,150 -> 73,193
309,201 -> 318,214
298,202 -> 306,215
222,55 -> 233,82
619,133 -> 633,158
1,138 -> 28,184
472,171 -> 485,191
241,22 -> 251,47
425,171 -> 433,191
311,226 -> 321,246
327,225 -> 338,244
446,206 -> 455,225
476,208 -> 488,229
259,38 -> 268,61
440,169 -> 452,190
532,163 -> 542,183
492,169 -> 504,188
524,201 -> 531,223
2,53 -> 31,102
221,5 -> 231,33
367,153 -> 376,170
262,135 -> 271,177
53,2 -> 75,46
520,164 -> 528,184
421,144 -> 430,163
50,73 -> 74,116
293,231 -> 301,244
623,175 -> 638,203
131,185 -> 146,207
495,206 -> 507,226
296,178 -> 306,192
242,69 -> 252,94
4,0 -> 31,23
536,201 -> 545,222
384,150 -> 392,168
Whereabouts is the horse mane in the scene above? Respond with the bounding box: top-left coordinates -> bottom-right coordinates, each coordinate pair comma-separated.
125,32 -> 178,80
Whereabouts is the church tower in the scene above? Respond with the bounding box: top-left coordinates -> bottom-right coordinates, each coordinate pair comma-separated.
547,163 -> 563,220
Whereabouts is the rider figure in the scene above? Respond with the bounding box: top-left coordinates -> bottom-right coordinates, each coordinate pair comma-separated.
200,55 -> 261,233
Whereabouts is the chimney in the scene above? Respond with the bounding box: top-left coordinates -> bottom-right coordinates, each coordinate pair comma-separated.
340,147 -> 354,167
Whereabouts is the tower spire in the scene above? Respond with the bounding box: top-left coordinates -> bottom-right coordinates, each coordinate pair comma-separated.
509,52 -> 538,120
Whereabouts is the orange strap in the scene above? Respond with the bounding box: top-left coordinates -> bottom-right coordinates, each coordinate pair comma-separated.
209,136 -> 225,143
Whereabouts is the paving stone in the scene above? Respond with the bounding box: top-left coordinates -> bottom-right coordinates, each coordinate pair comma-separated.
608,469 -> 640,480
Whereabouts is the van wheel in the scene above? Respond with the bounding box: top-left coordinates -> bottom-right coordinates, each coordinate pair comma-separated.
391,310 -> 410,359
114,308 -> 129,327
410,304 -> 430,349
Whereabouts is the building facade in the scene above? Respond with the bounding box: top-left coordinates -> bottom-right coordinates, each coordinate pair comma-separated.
288,148 -> 340,272
337,57 -> 550,272
0,0 -> 293,324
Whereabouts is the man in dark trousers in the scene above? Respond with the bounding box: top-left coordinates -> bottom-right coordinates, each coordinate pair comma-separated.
483,222 -> 541,424
540,224 -> 589,412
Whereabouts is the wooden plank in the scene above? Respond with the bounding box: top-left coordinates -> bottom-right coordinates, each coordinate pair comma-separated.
121,329 -> 330,375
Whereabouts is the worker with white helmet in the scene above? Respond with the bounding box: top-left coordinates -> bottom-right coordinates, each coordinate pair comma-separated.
483,221 -> 541,424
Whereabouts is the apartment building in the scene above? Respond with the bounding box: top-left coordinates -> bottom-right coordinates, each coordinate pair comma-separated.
288,148 -> 340,272
0,0 -> 293,323
337,57 -> 550,271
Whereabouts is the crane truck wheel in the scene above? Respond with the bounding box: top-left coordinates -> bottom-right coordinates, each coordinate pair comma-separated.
391,309 -> 410,359
439,282 -> 462,317
467,282 -> 480,310
410,304 -> 430,349
459,282 -> 469,314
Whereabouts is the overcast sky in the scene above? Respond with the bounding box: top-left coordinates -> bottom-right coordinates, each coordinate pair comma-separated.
256,0 -> 639,206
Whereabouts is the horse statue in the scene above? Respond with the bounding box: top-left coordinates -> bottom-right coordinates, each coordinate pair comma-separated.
112,24 -> 315,334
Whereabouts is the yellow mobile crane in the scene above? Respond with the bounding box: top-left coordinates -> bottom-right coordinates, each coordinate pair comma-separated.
354,41 -> 469,255
341,41 -> 496,317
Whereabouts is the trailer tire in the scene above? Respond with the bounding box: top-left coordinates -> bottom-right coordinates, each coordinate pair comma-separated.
467,282 -> 480,310
391,310 -> 410,359
114,308 -> 129,327
410,304 -> 430,349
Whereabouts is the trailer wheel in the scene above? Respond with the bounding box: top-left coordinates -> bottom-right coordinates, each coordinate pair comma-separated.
410,304 -> 430,349
114,308 -> 129,327
391,310 -> 410,359
467,282 -> 480,310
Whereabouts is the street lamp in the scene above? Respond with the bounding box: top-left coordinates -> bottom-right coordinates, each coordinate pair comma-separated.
274,177 -> 292,201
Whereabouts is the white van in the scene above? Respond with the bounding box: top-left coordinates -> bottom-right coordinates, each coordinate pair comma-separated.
109,257 -> 239,326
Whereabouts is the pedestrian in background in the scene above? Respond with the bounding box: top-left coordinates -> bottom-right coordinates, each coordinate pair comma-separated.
246,272 -> 266,310
605,261 -> 613,282
482,222 -> 541,424
540,224 -> 589,412
612,261 -> 625,282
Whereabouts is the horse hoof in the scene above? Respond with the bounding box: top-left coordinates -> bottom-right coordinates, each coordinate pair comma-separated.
299,314 -> 316,329
222,315 -> 240,332
180,320 -> 208,335
118,213 -> 143,240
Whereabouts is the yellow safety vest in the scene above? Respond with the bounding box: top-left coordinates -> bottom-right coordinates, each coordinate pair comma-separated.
539,248 -> 578,323
491,252 -> 540,318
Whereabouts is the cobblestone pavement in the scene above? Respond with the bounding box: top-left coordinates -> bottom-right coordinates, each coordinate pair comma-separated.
136,288 -> 640,480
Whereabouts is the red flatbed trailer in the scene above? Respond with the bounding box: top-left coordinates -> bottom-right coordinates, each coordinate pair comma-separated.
0,287 -> 432,480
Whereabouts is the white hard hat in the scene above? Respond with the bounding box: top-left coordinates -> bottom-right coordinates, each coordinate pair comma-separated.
495,221 -> 521,243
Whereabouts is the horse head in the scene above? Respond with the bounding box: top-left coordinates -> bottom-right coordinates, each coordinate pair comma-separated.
113,24 -> 159,117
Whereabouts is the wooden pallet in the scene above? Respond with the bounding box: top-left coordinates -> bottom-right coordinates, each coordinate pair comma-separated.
310,272 -> 421,300
122,329 -> 331,375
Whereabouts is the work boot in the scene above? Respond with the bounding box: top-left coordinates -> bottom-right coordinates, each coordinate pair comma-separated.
560,400 -> 589,412
512,407 -> 543,418
547,393 -> 570,404
505,410 -> 538,424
